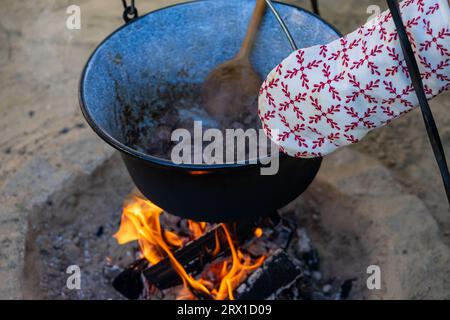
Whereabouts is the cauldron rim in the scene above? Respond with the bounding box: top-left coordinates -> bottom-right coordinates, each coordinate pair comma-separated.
79,0 -> 340,170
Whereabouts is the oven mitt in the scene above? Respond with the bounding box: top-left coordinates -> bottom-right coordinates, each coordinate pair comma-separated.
258,0 -> 450,158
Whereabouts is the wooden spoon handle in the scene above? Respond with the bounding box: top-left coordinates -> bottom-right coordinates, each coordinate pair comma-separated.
236,0 -> 266,60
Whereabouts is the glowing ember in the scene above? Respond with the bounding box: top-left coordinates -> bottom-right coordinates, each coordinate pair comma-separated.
113,196 -> 265,300
254,227 -> 263,238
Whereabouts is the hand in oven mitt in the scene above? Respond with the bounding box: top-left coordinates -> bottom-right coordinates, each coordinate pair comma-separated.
258,0 -> 450,158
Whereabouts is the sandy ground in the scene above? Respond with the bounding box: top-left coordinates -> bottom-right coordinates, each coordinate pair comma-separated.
0,0 -> 449,299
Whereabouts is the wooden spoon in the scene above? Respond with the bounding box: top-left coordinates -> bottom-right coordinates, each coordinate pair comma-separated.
202,0 -> 266,127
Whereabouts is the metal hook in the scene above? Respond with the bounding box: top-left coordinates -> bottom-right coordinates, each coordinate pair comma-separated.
122,0 -> 139,23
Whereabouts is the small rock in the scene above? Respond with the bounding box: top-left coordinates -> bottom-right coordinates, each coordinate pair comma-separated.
103,264 -> 123,280
322,284 -> 332,294
96,226 -> 104,237
59,127 -> 70,135
63,243 -> 81,262
296,228 -> 312,253
52,236 -> 64,250
312,271 -> 322,281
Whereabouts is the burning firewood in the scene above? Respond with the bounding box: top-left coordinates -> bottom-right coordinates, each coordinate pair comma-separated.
112,196 -> 271,300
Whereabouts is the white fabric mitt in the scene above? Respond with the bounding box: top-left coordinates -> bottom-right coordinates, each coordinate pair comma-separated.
258,0 -> 450,157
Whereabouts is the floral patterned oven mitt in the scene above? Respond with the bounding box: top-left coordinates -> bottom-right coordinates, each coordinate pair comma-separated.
258,0 -> 450,158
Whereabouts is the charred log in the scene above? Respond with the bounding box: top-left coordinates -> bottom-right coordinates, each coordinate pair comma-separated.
112,258 -> 149,300
234,249 -> 302,300
143,225 -> 228,290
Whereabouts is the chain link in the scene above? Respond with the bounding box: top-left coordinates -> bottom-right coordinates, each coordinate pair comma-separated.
122,0 -> 139,23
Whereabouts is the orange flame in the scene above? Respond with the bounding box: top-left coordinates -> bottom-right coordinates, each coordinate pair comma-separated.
211,225 -> 265,300
113,196 -> 265,300
188,220 -> 207,239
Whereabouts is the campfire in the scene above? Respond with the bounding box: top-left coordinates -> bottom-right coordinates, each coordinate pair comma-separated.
109,192 -> 326,300
113,196 -> 265,300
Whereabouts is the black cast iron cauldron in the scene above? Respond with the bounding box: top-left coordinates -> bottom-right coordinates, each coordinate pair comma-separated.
79,0 -> 340,222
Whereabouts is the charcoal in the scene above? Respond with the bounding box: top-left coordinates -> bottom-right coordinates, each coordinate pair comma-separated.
235,249 -> 303,300
337,278 -> 357,300
112,258 -> 149,300
270,223 -> 295,250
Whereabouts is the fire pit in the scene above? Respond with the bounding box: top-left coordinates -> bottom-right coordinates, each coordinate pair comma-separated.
23,153 -> 354,300
21,148 -> 450,300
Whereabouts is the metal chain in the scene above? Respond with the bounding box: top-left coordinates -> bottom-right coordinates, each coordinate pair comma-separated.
311,0 -> 320,16
122,0 -> 139,23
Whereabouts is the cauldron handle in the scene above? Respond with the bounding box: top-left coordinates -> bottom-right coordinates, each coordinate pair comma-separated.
264,0 -> 298,51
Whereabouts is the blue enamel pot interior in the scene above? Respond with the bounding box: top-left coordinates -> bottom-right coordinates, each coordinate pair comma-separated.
79,0 -> 340,222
